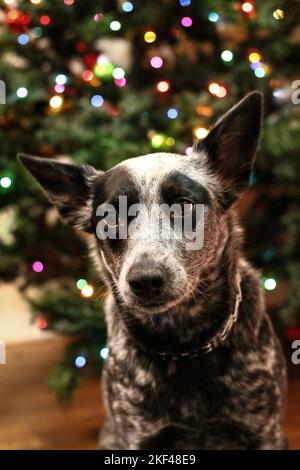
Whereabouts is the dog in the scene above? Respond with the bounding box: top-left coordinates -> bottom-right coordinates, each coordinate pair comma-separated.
18,91 -> 287,450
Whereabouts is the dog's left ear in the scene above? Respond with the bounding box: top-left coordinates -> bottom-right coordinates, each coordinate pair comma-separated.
194,91 -> 262,206
18,154 -> 100,232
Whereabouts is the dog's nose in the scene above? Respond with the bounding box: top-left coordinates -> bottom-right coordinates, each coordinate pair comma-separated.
128,268 -> 165,299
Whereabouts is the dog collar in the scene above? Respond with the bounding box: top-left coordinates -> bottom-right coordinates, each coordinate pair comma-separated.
151,272 -> 243,361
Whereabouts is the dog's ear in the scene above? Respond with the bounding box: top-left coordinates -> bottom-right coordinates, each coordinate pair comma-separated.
194,91 -> 262,207
18,154 -> 100,232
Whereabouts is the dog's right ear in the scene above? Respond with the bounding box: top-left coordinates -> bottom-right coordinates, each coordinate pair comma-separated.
18,154 -> 100,232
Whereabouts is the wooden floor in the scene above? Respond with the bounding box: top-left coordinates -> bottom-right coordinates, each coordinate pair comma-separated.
0,338 -> 299,450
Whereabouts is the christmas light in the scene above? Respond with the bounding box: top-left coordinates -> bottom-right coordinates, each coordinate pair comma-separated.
208,82 -> 220,95
64,0 -> 75,5
114,77 -> 127,87
181,16 -> 193,27
30,0 -> 42,4
100,347 -> 109,359
208,12 -> 219,22
76,279 -> 88,290
110,21 -> 121,31
179,0 -> 191,6
54,84 -> 65,94
112,67 -> 125,79
167,108 -> 178,119
185,146 -> 193,156
40,15 -> 51,25
241,2 -> 254,13
216,86 -> 227,98
81,284 -> 94,298
16,87 -> 28,98
75,356 -> 86,368
94,13 -> 103,22
4,0 -> 16,5
82,70 -> 94,82
49,95 -> 63,109
151,134 -> 165,148
150,56 -> 163,69
157,81 -> 170,93
144,31 -> 156,43
122,2 -> 134,12
32,261 -> 44,273
196,105 -> 213,117
263,278 -> 277,291
7,10 -> 19,21
32,27 -> 43,38
273,9 -> 284,20
0,176 -> 12,189
254,67 -> 265,78
94,56 -> 114,79
248,52 -> 261,63
208,82 -> 227,98
55,74 -> 67,85
221,50 -> 233,62
91,94 -> 104,107
38,317 -> 48,330
18,34 -> 30,45
166,137 -> 175,147
194,127 -> 209,139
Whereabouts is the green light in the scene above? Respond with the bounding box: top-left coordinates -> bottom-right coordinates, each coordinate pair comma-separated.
76,278 -> 88,290
0,176 -> 12,189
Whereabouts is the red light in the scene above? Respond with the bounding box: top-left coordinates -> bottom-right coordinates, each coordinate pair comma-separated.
40,15 -> 51,25
38,317 -> 48,330
82,70 -> 94,82
156,81 -> 170,93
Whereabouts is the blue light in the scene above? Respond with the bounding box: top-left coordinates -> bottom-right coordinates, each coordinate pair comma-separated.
167,108 -> 178,119
18,34 -> 30,45
100,347 -> 109,360
91,95 -> 104,107
122,2 -> 134,12
208,12 -> 219,22
250,61 -> 261,70
254,67 -> 265,78
179,0 -> 191,6
55,74 -> 67,85
75,356 -> 86,368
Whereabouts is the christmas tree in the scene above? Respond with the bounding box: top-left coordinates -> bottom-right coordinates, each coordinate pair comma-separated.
1,0 -> 300,398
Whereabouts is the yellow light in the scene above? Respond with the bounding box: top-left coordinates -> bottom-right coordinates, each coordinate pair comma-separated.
81,284 -> 94,298
7,9 -> 19,20
249,52 -> 261,63
4,0 -> 16,5
30,0 -> 42,4
151,133 -> 165,148
49,95 -> 63,109
165,137 -> 175,147
194,127 -> 209,139
273,9 -> 284,20
208,82 -> 220,95
144,31 -> 156,43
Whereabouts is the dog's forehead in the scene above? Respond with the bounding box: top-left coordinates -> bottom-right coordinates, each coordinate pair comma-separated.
116,152 -> 211,194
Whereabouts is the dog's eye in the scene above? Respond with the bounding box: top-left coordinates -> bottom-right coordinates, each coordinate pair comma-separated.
172,199 -> 194,218
103,210 -> 121,228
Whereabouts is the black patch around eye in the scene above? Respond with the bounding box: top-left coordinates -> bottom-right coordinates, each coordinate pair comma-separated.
160,171 -> 210,206
90,166 -> 140,251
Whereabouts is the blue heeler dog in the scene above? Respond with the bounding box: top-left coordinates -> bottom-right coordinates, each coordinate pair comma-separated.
18,92 -> 287,449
